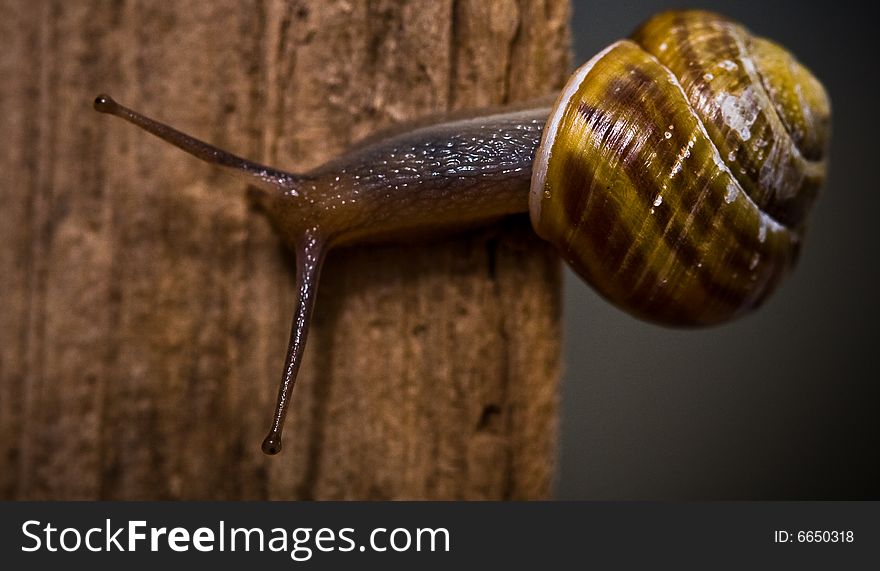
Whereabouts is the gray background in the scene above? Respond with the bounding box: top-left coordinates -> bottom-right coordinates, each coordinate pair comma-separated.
556,0 -> 878,498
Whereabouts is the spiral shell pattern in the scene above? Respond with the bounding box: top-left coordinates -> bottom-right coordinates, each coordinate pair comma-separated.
530,10 -> 830,326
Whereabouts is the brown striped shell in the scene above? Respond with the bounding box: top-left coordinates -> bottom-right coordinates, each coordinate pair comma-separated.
530,10 -> 830,326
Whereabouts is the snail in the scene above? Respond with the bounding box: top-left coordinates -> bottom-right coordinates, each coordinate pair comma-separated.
93,10 -> 830,455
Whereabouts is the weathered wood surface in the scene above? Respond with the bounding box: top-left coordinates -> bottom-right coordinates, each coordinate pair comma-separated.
0,0 -> 569,499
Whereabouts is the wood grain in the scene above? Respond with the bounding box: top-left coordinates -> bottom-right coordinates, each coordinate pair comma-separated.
0,0 -> 569,499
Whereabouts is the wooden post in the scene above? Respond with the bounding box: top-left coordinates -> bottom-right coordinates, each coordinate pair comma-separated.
0,0 -> 569,499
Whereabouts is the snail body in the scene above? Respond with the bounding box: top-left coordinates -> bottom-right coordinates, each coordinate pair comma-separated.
94,10 -> 830,455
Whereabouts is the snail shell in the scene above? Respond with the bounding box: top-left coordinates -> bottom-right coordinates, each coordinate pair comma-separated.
531,11 -> 830,326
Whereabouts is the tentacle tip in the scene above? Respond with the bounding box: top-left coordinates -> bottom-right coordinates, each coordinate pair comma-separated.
261,433 -> 283,455
93,93 -> 117,114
